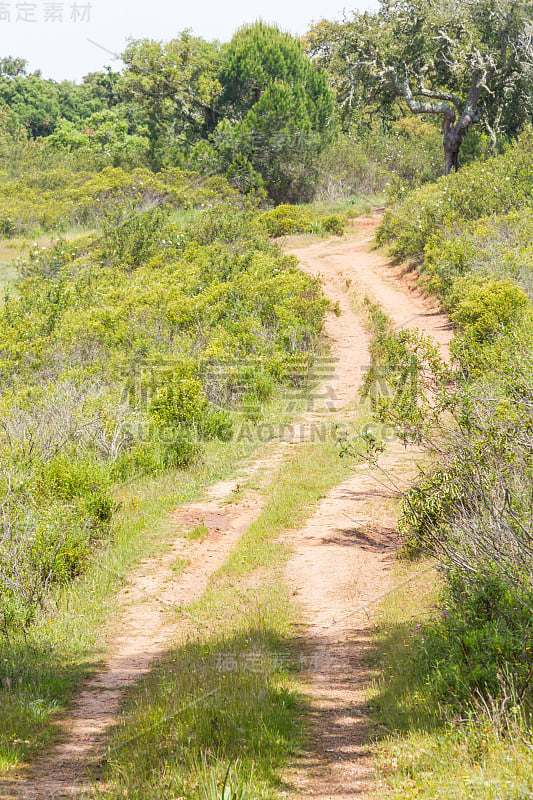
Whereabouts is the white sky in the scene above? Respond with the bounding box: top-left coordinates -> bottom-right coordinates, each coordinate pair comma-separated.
0,0 -> 378,82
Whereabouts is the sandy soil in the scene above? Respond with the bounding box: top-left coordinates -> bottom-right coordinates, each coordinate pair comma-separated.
0,216 -> 452,799
283,219 -> 452,799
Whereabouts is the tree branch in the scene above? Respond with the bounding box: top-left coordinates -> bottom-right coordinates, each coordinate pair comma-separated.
417,87 -> 463,114
382,67 -> 456,117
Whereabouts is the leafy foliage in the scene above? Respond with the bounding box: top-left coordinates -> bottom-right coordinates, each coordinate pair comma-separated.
315,119 -> 445,200
0,190 -> 327,637
122,32 -> 223,166
365,146 -> 533,718
448,277 -> 528,342
0,136 -> 240,237
307,0 -> 533,174
0,63 -> 123,138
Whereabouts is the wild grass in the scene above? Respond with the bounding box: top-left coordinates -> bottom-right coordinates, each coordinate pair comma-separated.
223,435 -> 355,576
0,380 -> 363,778
95,425 -> 364,799
309,194 -> 386,219
98,580 -> 300,800
0,433 -> 262,774
371,560 -> 533,800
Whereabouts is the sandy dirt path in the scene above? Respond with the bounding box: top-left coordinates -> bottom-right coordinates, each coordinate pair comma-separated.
283,219 -> 452,799
0,216 -> 452,799
0,218 -> 374,798
1,495 -> 266,800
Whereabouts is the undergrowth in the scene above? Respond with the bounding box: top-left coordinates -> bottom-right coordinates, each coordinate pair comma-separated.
0,434 -> 261,772
364,133 -> 533,797
95,432 -> 361,799
372,561 -> 533,800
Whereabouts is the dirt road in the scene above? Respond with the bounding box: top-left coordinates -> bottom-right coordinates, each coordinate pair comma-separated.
283,220 -> 451,798
1,217 -> 452,799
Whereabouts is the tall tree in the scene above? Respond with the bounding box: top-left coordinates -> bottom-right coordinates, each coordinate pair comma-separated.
307,0 -> 533,175
215,22 -> 336,200
122,32 -> 222,165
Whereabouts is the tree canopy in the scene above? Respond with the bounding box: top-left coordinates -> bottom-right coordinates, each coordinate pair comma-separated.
213,22 -> 336,200
307,0 -> 533,174
121,22 -> 336,199
122,32 -> 222,164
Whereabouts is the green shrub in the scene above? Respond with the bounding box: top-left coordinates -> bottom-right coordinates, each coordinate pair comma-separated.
38,455 -> 110,502
100,205 -> 173,270
315,120 -> 444,201
448,277 -> 529,342
321,214 -> 345,236
81,491 -> 117,529
400,467 -> 464,552
0,143 -> 239,238
415,576 -> 533,710
364,120 -> 533,723
150,379 -> 208,427
198,408 -> 234,442
43,524 -> 93,582
258,204 -> 312,237
0,192 -> 328,639
157,426 -> 200,468
363,315 -> 533,713
422,209 -> 533,302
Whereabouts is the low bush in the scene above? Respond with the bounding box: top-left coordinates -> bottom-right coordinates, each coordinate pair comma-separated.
258,204 -> 312,237
0,139 -> 241,238
422,209 -> 533,301
258,204 -> 347,238
447,277 -> 529,343
321,213 -> 345,235
0,196 -> 328,638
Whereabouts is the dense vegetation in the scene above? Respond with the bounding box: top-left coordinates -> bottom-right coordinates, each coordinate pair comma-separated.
1,13 -> 505,207
2,2 -> 533,796
367,129 -> 533,746
0,169 -> 334,639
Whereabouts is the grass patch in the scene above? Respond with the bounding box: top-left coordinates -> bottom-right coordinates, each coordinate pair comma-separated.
371,560 -> 533,800
98,581 -> 301,800
222,433 -> 357,576
0,433 -> 263,775
187,523 -> 210,541
349,289 -> 393,336
95,425 -> 364,799
0,226 -> 98,297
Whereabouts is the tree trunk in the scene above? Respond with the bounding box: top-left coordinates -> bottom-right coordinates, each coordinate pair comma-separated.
443,109 -> 462,176
444,148 -> 454,176
443,102 -> 479,176
444,147 -> 460,176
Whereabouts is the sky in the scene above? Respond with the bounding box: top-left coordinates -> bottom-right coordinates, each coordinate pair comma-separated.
0,0 -> 378,82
